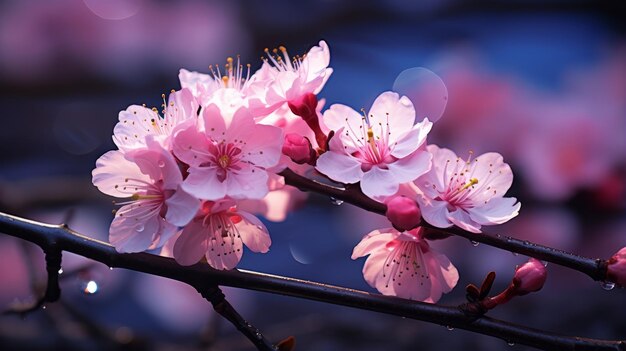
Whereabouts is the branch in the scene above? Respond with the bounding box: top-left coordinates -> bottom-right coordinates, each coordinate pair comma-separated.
279,168 -> 610,282
1,211 -> 624,351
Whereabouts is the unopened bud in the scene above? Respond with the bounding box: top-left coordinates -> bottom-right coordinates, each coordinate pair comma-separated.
607,247 -> 626,287
287,93 -> 327,148
512,258 -> 547,295
385,196 -> 421,232
282,133 -> 316,165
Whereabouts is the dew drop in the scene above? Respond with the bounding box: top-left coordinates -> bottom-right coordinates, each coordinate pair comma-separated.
446,325 -> 454,331
255,332 -> 263,340
109,267 -> 114,271
601,281 -> 616,291
392,67 -> 448,122
81,280 -> 99,295
511,252 -> 519,257
330,197 -> 344,206
470,240 -> 479,247
42,305 -> 47,310
58,268 -> 64,275
541,260 -> 548,267
507,341 -> 515,346
134,224 -> 145,232
157,160 -> 165,168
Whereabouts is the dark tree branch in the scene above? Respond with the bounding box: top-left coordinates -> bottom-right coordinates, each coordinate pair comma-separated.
1,211 -> 624,351
279,168 -> 610,282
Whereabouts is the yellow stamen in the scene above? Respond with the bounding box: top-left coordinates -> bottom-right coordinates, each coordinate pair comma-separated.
461,178 -> 479,190
131,194 -> 161,201
218,155 -> 230,169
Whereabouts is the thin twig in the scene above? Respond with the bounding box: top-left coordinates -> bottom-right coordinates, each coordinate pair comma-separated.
0,211 -> 623,351
279,168 -> 610,282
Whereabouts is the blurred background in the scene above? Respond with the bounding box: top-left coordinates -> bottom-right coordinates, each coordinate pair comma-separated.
0,0 -> 625,350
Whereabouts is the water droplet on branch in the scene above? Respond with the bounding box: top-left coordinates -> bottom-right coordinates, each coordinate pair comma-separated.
600,281 -> 615,291
330,197 -> 344,206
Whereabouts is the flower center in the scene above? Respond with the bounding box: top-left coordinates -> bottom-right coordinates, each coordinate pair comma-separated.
209,56 -> 251,92
344,110 -> 396,171
218,154 -> 231,169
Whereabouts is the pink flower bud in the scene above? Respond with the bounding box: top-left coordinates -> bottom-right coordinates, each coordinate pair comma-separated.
607,247 -> 626,287
287,93 -> 327,148
385,196 -> 421,232
282,133 -> 316,165
512,258 -> 547,295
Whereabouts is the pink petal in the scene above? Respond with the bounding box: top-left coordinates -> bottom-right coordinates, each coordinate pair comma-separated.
127,144 -> 182,189
166,88 -> 198,126
417,198 -> 454,229
173,221 -> 209,266
201,104 -> 228,139
205,230 -> 244,270
466,152 -> 514,204
149,221 -> 179,250
225,166 -> 270,200
92,150 -> 150,198
351,229 -> 396,259
447,209 -> 482,233
172,119 -> 211,167
368,92 -> 415,136
109,204 -> 162,253
469,197 -> 521,226
240,124 -> 283,168
321,103 -> 364,142
302,40 -> 331,83
389,243 -> 433,301
391,118 -> 432,158
315,151 -> 364,184
387,149 -> 432,183
182,167 -> 227,200
112,105 -> 160,151
237,211 -> 272,253
165,186 -> 200,227
362,249 -> 393,292
360,167 -> 399,200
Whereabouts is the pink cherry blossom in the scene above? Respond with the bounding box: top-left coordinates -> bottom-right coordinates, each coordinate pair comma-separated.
113,88 -> 198,152
172,101 -> 283,200
414,144 -> 521,233
316,91 -> 433,200
260,41 -> 333,112
92,141 -> 200,253
171,200 -> 271,269
351,227 -> 458,302
178,57 -> 270,112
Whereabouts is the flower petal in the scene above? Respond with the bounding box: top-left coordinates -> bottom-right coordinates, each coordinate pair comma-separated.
109,204 -> 162,253
387,149 -> 432,184
225,166 -> 270,200
391,118 -> 432,158
237,211 -> 272,253
469,197 -> 521,226
173,220 -> 209,266
165,186 -> 200,227
92,150 -> 150,198
368,92 -> 415,136
316,151 -> 363,184
447,209 -> 482,233
172,119 -> 211,167
360,167 -> 399,200
182,167 -> 227,200
351,229 -> 397,259
417,197 -> 453,229
112,105 -> 160,151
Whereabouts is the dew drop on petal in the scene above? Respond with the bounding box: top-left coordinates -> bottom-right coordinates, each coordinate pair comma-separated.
330,197 -> 344,206
134,224 -> 145,232
601,281 -> 616,291
392,67 -> 448,123
157,160 -> 165,168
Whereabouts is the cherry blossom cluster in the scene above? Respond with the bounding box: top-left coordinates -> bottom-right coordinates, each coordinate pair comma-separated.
92,40 -> 521,303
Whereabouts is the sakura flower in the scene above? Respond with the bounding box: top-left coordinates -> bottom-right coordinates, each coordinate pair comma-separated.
414,144 -> 521,233
113,88 -> 198,152
172,102 -> 283,200
317,91 -> 433,200
352,227 -> 458,302
92,141 -> 200,253
171,199 -> 271,270
179,57 -> 270,114
260,40 -> 333,113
